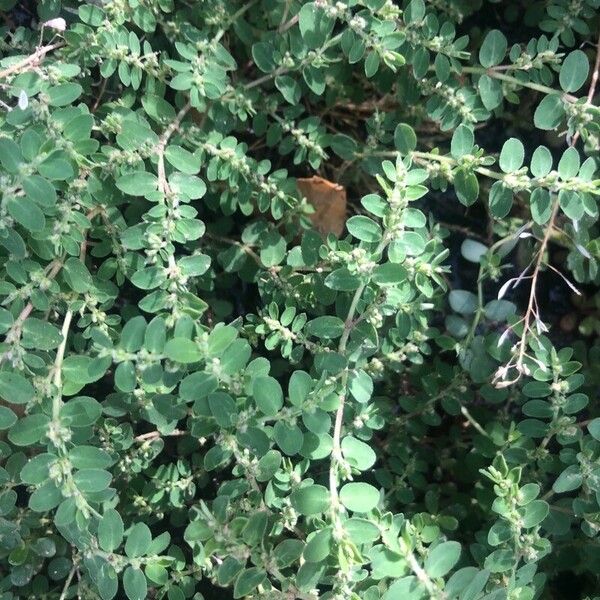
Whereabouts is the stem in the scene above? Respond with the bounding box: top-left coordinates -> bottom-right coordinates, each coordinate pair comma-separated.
406,549 -> 444,599
462,66 -> 578,103
0,42 -> 64,80
58,565 -> 76,600
53,309 -> 73,420
214,0 -> 258,42
156,102 -> 192,194
329,237 -> 387,517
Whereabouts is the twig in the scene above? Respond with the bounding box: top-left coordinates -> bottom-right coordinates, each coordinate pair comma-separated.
156,102 -> 192,194
571,31 -> 600,146
134,429 -> 185,442
52,309 -> 73,419
0,42 -> 64,80
58,565 -> 76,600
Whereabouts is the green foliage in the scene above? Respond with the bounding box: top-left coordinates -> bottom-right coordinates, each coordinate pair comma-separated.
0,1 -> 600,599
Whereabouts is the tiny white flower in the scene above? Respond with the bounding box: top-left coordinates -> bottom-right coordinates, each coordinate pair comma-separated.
18,90 -> 28,110
44,17 -> 66,31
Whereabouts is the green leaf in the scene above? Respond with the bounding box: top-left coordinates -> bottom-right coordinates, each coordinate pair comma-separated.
125,522 -> 152,558
6,196 -> 45,232
164,338 -> 201,363
340,482 -> 379,513
534,95 -> 565,130
346,215 -> 382,242
291,484 -> 330,515
478,74 -> 503,110
21,318 -> 63,351
61,397 -> 102,427
499,138 -> 524,173
0,406 -> 17,430
521,500 -> 549,528
73,469 -> 112,492
47,83 -> 83,106
531,146 -> 553,177
372,263 -> 408,285
461,239 -> 487,263
253,376 -> 283,416
449,290 -> 478,315
233,568 -> 266,599
588,418 -> 600,441
299,2 -> 334,49
559,50 -> 589,93
20,453 -> 56,484
274,421 -> 303,455
123,566 -> 147,600
479,30 -> 507,68
0,371 -> 35,404
99,509 -> 124,552
165,145 -> 201,175
325,267 -> 362,291
303,528 -> 333,563
63,257 -> 93,293
116,171 -> 158,196
8,413 -> 49,446
305,316 -> 345,339
553,465 -> 582,493
348,369 -> 373,403
451,124 -> 474,158
425,541 -> 461,578
341,436 -> 376,470
275,75 -> 301,105
394,123 -> 417,154
454,169 -> 479,206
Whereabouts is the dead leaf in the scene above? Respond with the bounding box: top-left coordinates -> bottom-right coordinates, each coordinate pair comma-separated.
297,176 -> 347,237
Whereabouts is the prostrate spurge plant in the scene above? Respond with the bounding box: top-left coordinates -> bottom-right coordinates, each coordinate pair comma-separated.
0,0 -> 600,598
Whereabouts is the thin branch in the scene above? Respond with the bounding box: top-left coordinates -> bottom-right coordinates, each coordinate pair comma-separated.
156,102 -> 192,194
572,31 -> 600,145
0,42 -> 64,80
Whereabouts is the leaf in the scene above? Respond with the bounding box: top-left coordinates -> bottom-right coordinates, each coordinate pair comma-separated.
341,436 -> 376,470
346,215 -> 382,242
6,197 -> 45,232
116,171 -> 158,196
588,418 -> 600,441
499,138 -> 524,173
449,290 -> 478,315
123,566 -> 147,600
164,338 -> 202,363
21,318 -> 63,350
531,146 -> 553,177
299,2 -> 334,48
451,124 -> 474,158
233,568 -> 266,599
275,75 -> 302,105
460,239 -> 487,263
63,257 -> 93,293
553,465 -> 582,493
290,484 -> 330,515
305,316 -> 345,339
478,74 -> 503,110
425,541 -> 462,578
394,123 -> 417,154
253,376 -> 283,416
340,482 -> 380,512
454,169 -> 479,206
125,522 -> 152,558
98,509 -> 124,552
325,267 -> 361,291
165,145 -> 201,174
8,414 -> 49,446
73,469 -> 112,492
47,83 -> 83,106
534,95 -> 565,130
0,371 -> 35,404
479,30 -> 507,68
559,50 -> 589,93
297,176 -> 347,237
